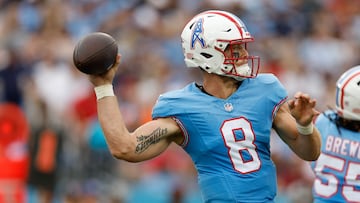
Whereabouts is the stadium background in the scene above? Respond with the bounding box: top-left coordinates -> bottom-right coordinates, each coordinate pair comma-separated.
0,0 -> 359,202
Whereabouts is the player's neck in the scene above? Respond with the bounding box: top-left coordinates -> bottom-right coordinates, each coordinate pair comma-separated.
200,74 -> 241,99
196,84 -> 213,96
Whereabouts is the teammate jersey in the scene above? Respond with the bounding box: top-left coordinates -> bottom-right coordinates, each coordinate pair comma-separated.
311,111 -> 360,203
152,74 -> 287,203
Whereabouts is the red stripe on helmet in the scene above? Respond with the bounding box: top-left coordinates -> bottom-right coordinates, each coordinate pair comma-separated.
202,10 -> 244,38
340,72 -> 360,109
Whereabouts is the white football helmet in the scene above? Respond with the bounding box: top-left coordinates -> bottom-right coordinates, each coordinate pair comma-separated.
335,65 -> 360,121
181,10 -> 260,81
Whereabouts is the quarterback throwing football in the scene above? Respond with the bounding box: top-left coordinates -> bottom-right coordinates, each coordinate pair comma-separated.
88,10 -> 321,202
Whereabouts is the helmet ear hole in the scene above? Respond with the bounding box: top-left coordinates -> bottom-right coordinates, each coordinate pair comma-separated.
189,22 -> 195,30
201,53 -> 213,58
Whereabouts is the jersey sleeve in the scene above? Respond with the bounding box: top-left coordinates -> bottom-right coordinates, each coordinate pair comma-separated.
152,94 -> 173,119
152,92 -> 187,119
257,74 -> 288,119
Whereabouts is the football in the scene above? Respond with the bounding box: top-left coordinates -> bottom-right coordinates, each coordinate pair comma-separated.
73,32 -> 118,75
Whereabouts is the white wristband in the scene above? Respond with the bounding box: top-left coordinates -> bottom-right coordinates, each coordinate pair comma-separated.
94,84 -> 114,100
296,122 -> 314,135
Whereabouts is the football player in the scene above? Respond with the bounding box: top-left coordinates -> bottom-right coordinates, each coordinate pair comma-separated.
311,65 -> 360,203
88,10 -> 321,202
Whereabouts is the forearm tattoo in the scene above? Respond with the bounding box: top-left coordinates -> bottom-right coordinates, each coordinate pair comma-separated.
135,127 -> 167,153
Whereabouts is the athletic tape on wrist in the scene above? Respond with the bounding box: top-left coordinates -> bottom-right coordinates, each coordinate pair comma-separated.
296,122 -> 314,135
94,84 -> 114,100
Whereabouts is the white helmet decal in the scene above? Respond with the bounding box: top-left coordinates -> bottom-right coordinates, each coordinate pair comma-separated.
191,18 -> 206,49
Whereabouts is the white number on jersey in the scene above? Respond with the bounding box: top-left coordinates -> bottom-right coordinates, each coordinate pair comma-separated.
313,153 -> 360,202
221,117 -> 261,173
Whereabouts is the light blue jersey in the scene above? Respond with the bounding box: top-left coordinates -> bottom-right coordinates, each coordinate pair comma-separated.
152,74 -> 287,203
311,111 -> 360,203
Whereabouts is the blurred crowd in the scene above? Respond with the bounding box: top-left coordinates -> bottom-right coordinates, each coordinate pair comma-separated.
0,0 -> 359,203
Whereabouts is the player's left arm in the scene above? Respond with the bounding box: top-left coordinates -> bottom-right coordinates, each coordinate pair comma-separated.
273,92 -> 321,161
